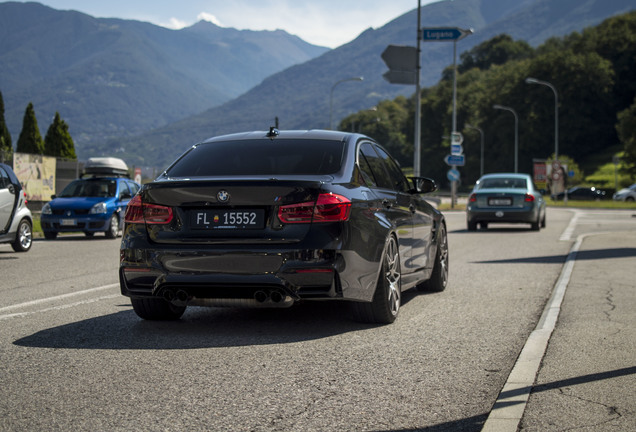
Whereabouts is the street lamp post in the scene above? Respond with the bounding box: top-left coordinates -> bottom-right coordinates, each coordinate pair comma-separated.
466,123 -> 484,177
329,77 -> 363,130
493,104 -> 518,173
525,78 -> 558,161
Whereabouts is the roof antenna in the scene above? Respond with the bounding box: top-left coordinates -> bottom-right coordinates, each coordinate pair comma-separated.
267,126 -> 279,139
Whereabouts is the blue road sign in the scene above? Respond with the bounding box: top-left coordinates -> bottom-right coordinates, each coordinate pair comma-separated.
447,168 -> 460,182
422,28 -> 472,42
444,154 -> 465,166
451,144 -> 463,155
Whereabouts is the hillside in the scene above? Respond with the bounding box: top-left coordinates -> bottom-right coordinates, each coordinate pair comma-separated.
0,2 -> 328,148
101,0 -> 635,169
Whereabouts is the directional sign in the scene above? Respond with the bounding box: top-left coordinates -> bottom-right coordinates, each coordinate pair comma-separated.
381,45 -> 418,85
422,27 -> 473,42
450,132 -> 463,145
382,45 -> 418,70
383,70 -> 416,85
444,154 -> 465,166
447,168 -> 460,182
450,144 -> 463,156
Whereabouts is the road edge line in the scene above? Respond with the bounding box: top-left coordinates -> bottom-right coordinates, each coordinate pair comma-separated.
481,232 -> 587,432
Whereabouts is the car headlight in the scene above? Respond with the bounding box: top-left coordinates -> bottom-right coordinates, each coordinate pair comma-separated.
90,202 -> 108,214
42,203 -> 52,215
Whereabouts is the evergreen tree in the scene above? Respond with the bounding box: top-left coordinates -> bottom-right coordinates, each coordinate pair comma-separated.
16,102 -> 44,155
0,91 -> 12,161
44,112 -> 77,159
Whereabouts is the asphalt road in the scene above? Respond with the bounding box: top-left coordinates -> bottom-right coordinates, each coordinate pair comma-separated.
1,207 -> 634,431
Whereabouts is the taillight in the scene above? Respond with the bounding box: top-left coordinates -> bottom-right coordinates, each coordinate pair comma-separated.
469,193 -> 477,202
525,194 -> 535,202
278,193 -> 351,224
124,195 -> 173,224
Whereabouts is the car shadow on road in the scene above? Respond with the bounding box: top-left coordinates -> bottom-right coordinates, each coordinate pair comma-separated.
472,247 -> 636,264
13,289 -> 428,351
451,227 -> 539,234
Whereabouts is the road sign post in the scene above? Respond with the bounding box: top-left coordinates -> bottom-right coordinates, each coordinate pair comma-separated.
422,27 -> 472,208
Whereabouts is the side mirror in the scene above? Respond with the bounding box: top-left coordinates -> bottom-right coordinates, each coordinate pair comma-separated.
409,177 -> 438,194
8,184 -> 15,194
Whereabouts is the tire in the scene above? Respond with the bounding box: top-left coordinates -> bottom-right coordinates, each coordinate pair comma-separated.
351,236 -> 401,324
541,213 -> 546,228
479,222 -> 488,229
130,297 -> 186,320
467,220 -> 477,231
531,218 -> 540,231
626,197 -> 634,202
11,218 -> 32,252
44,231 -> 57,240
105,214 -> 120,239
84,232 -> 95,237
417,222 -> 449,292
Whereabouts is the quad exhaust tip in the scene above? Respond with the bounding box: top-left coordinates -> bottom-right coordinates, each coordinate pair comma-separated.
162,288 -> 293,308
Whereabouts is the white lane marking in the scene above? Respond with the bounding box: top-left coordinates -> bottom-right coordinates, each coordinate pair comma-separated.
0,294 -> 120,321
481,231 -> 612,432
559,209 -> 580,241
0,283 -> 119,314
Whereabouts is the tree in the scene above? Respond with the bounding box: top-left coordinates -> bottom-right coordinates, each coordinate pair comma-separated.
0,91 -> 11,161
616,97 -> 636,180
16,102 -> 44,154
458,34 -> 533,74
44,112 -> 77,159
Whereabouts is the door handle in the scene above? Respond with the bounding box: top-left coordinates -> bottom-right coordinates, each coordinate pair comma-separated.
382,199 -> 392,209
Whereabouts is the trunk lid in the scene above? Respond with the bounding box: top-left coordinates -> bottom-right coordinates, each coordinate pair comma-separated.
140,178 -> 330,244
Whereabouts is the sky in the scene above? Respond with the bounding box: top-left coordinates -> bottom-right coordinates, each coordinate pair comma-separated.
18,0 -> 439,48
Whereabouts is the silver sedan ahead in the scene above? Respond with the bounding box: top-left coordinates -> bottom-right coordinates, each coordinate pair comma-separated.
466,173 -> 546,231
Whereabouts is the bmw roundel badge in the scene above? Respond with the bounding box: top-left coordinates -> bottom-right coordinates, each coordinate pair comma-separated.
217,190 -> 230,203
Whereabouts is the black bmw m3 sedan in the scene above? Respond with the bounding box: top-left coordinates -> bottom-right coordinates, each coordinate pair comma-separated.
120,129 -> 448,324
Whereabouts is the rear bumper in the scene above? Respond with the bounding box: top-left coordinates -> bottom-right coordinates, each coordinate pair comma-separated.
41,213 -> 112,233
120,244 -> 379,306
466,206 -> 539,224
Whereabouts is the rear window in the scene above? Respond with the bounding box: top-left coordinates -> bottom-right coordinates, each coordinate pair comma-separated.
166,139 -> 345,177
477,177 -> 527,189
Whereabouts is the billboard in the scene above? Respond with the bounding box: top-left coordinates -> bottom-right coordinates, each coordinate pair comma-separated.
13,152 -> 56,201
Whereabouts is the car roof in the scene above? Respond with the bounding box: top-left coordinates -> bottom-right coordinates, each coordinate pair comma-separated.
478,173 -> 531,179
0,162 -> 21,185
199,129 -> 364,144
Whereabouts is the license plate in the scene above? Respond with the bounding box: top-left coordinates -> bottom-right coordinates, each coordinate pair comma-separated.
488,198 -> 512,206
60,219 -> 76,226
191,209 -> 265,230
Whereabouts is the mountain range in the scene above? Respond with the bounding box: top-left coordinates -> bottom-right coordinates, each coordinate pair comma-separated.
2,0 -> 635,170
0,1 -> 328,148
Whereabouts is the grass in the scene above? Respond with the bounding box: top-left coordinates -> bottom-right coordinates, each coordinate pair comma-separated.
31,213 -> 42,235
544,199 -> 636,209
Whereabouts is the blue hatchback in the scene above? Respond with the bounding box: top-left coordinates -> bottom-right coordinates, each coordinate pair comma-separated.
41,177 -> 140,239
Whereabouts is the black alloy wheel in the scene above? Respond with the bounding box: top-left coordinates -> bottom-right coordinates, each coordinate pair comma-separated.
418,223 -> 448,292
351,235 -> 401,324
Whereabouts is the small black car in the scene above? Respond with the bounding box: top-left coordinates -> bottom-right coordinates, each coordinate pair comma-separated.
554,186 -> 606,201
120,130 -> 448,324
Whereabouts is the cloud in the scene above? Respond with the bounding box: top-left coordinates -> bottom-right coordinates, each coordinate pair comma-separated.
197,12 -> 223,26
165,17 -> 188,29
